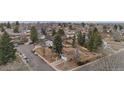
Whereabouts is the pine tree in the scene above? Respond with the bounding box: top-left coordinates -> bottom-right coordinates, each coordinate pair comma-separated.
16,21 -> 19,25
119,25 -> 123,30
77,31 -> 85,46
1,24 -> 5,32
114,24 -> 118,30
14,25 -> 19,33
52,34 -> 63,57
81,23 -> 85,27
57,28 -> 65,36
41,28 -> 47,35
87,27 -> 102,51
7,22 -> 11,28
69,24 -> 73,30
52,29 -> 56,36
72,34 -> 76,48
0,32 -> 16,64
30,26 -> 38,43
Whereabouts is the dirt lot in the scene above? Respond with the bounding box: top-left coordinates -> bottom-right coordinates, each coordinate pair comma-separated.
0,55 -> 29,71
35,47 -> 58,63
57,47 -> 101,70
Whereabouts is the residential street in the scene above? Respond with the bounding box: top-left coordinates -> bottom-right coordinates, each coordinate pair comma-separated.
16,44 -> 54,71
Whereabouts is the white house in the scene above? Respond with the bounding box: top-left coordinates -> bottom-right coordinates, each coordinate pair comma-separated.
65,30 -> 75,38
45,40 -> 53,47
40,35 -> 45,40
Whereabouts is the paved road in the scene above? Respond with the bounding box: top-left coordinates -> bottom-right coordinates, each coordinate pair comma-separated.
17,44 -> 54,71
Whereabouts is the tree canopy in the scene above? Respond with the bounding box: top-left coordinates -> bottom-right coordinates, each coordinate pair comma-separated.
57,28 -> 65,36
52,34 -> 63,56
72,34 -> 76,48
14,25 -> 19,33
7,22 -> 11,28
0,32 -> 16,64
16,21 -> 19,25
30,26 -> 38,43
87,27 -> 102,51
77,31 -> 85,46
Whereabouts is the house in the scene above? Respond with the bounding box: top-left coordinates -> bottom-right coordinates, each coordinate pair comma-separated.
65,30 -> 75,38
45,40 -> 53,47
40,35 -> 45,40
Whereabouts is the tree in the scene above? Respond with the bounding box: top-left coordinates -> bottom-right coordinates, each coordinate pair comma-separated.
7,22 -> 11,28
114,24 -> 118,30
77,31 -> 85,46
72,34 -> 76,48
119,25 -> 123,30
87,27 -> 102,51
103,25 -> 107,32
41,28 -> 47,35
13,25 -> 19,33
57,28 -> 65,36
0,24 -> 5,32
81,23 -> 85,27
52,29 -> 56,36
52,34 -> 63,57
69,24 -> 73,30
16,21 -> 19,25
0,32 -> 16,64
30,26 -> 38,43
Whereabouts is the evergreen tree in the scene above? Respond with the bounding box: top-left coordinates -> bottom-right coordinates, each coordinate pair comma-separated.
77,31 -> 85,46
30,26 -> 38,43
103,25 -> 107,32
87,27 -> 102,51
52,29 -> 56,36
72,34 -> 76,48
114,24 -> 118,30
52,34 -> 63,57
7,22 -> 11,28
14,25 -> 19,33
16,21 -> 19,25
41,28 -> 47,35
0,32 -> 16,64
69,24 -> 73,30
119,25 -> 123,30
81,23 -> 85,27
0,24 -> 5,32
57,28 -> 65,36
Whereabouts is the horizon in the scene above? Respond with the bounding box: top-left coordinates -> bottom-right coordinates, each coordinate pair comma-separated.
1,21 -> 124,24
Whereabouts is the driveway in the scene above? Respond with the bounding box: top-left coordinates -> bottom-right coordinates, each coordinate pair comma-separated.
16,44 -> 55,71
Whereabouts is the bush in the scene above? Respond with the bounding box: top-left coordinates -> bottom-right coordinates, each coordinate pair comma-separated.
77,61 -> 85,66
77,60 -> 90,66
